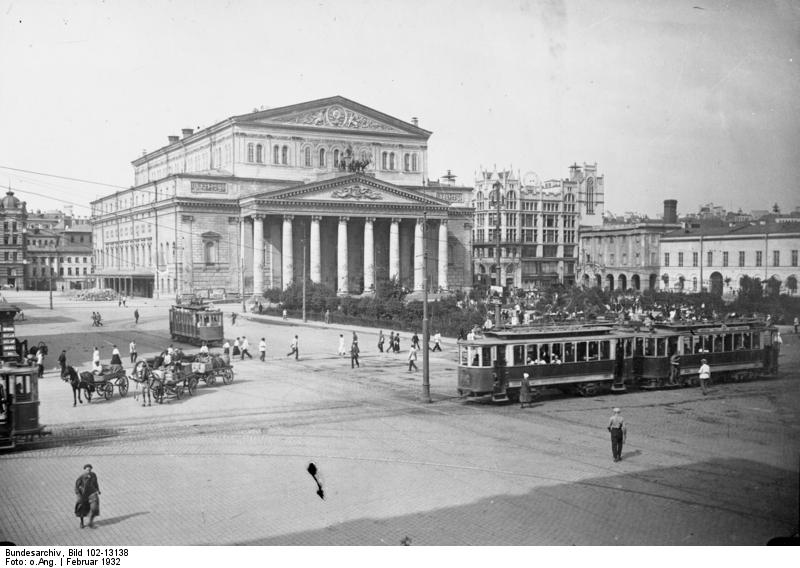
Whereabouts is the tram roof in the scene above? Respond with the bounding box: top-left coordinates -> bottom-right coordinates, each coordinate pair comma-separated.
171,303 -> 222,312
483,323 -> 617,340
645,318 -> 769,333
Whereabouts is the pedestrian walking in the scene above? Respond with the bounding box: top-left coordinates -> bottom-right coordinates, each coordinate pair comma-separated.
411,332 -> 420,350
519,372 -> 534,408
338,334 -> 346,356
223,339 -> 231,362
36,349 -> 44,378
92,347 -> 100,366
134,309 -> 139,324
74,464 -> 101,529
351,340 -> 360,368
58,349 -> 67,377
259,338 -> 267,361
91,312 -> 98,327
118,297 -> 122,307
669,352 -> 681,385
608,408 -> 627,462
110,345 -> 122,366
287,335 -> 299,360
96,312 -> 103,326
407,344 -> 418,372
377,330 -> 385,353
241,337 -> 252,359
352,331 -> 359,344
324,309 -> 331,324
129,341 -> 137,364
394,333 -> 401,353
231,312 -> 237,325
123,295 -> 127,307
793,316 -> 799,334
387,331 -> 394,354
282,309 -> 288,320
432,331 -> 442,352
232,337 -> 241,357
698,358 -> 710,395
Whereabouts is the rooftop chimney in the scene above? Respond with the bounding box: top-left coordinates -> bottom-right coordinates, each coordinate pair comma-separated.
411,117 -> 419,126
663,199 -> 678,224
168,135 -> 180,144
181,128 -> 194,138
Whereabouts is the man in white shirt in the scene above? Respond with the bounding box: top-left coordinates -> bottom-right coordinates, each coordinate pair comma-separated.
129,341 -> 137,364
432,332 -> 442,352
287,335 -> 299,360
258,338 -> 267,361
240,337 -> 252,359
199,341 -> 209,356
92,347 -> 100,366
698,358 -> 711,395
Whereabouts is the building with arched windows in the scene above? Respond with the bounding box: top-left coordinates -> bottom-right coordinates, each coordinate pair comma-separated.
471,164 -> 603,291
90,96 -> 472,298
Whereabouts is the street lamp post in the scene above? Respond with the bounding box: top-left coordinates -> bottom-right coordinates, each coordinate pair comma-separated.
493,181 -> 503,327
302,235 -> 307,323
422,211 -> 431,403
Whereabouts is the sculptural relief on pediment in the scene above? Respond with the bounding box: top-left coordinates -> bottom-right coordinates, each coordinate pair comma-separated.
330,184 -> 383,200
274,104 -> 405,133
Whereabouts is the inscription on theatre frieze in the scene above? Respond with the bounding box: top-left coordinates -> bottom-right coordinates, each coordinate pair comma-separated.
280,105 -> 402,133
331,185 -> 383,200
190,181 -> 227,194
436,192 -> 463,203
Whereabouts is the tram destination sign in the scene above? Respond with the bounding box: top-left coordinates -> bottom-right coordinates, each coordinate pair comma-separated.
191,181 -> 227,194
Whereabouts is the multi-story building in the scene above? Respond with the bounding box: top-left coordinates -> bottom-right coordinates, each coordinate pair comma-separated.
0,190 -> 27,289
23,209 -> 94,291
659,222 -> 800,296
578,200 -> 681,291
91,96 -> 473,298
471,163 -> 604,290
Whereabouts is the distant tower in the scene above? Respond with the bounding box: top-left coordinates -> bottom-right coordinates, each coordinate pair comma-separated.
663,199 -> 678,223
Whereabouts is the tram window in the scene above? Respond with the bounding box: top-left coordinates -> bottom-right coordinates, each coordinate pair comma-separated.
600,341 -> 610,360
577,342 -> 587,361
14,375 -> 31,401
496,346 -> 507,367
723,334 -> 733,352
752,333 -> 761,349
588,341 -> 599,360
700,335 -> 712,353
625,339 -> 633,358
513,345 -> 525,365
743,333 -> 752,349
644,338 -> 655,357
634,337 -> 644,356
656,338 -> 666,357
539,344 -> 550,363
668,336 -> 678,356
459,346 -> 468,366
682,336 -> 692,355
481,347 -> 493,367
712,335 -> 722,352
526,344 -> 537,363
564,342 -> 575,363
551,343 -> 562,362
470,347 -> 480,367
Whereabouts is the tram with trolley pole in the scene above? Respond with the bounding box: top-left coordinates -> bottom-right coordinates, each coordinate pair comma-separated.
169,299 -> 225,347
0,304 -> 50,450
456,318 -> 779,403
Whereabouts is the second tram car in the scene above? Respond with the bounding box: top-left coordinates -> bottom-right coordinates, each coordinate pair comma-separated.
169,302 -> 225,346
457,319 -> 779,402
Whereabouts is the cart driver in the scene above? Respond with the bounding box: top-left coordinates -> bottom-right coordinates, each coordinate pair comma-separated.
91,359 -> 103,376
199,342 -> 209,357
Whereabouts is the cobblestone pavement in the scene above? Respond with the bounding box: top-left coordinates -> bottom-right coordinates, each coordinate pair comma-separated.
1,292 -> 798,545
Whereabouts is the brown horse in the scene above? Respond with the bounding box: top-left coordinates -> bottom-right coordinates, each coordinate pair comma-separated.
62,366 -> 95,406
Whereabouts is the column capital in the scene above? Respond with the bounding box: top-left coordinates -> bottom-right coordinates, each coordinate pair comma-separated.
416,217 -> 426,226
311,215 -> 323,222
339,216 -> 349,224
364,217 -> 376,224
439,219 -> 447,227
390,217 -> 401,225
283,214 -> 294,222
252,214 -> 265,221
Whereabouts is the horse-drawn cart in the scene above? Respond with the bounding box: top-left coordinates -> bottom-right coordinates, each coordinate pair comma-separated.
132,360 -> 194,405
92,364 -> 129,400
187,355 -> 234,387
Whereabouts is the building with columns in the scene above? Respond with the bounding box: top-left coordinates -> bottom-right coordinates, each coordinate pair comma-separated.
471,164 -> 603,291
90,96 -> 472,298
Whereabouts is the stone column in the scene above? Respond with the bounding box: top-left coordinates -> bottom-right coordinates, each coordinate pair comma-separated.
414,218 -> 425,291
310,215 -> 322,283
337,217 -> 349,294
438,219 -> 448,291
282,215 -> 294,289
363,217 -> 375,293
389,218 -> 400,281
252,215 -> 264,294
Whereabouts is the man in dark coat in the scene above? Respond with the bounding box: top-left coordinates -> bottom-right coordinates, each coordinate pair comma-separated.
58,350 -> 67,377
75,464 -> 101,528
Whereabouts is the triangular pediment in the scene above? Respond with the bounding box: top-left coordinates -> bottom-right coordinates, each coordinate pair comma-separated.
233,96 -> 431,137
250,174 -> 450,208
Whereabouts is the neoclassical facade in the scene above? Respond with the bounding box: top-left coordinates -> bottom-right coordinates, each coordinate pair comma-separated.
90,97 -> 472,298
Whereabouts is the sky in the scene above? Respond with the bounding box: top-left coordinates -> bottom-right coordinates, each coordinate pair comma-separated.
0,0 -> 798,218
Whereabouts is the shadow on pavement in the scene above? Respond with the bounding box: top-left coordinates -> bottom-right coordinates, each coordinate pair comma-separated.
236,457 -> 798,546
95,512 -> 150,527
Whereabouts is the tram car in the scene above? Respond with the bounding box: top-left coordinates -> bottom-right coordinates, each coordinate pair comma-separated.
169,301 -> 225,347
0,305 -> 48,450
456,319 -> 779,403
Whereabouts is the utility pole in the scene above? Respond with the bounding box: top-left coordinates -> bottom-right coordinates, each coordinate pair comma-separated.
422,211 -> 431,402
493,180 -> 503,327
302,235 -> 307,323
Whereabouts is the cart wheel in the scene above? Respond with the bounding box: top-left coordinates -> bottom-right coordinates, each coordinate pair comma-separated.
188,377 -> 197,396
119,376 -> 129,397
207,375 -> 217,386
175,386 -> 184,400
102,384 -> 113,400
222,369 -> 234,385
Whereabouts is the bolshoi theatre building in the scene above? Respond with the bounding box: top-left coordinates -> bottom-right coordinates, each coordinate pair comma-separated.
90,96 -> 473,299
